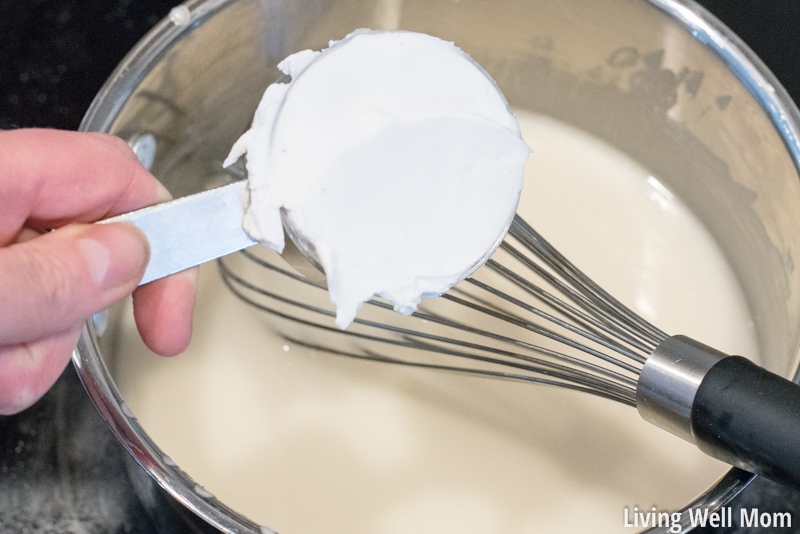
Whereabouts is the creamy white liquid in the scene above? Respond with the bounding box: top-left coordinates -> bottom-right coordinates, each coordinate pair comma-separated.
113,110 -> 757,534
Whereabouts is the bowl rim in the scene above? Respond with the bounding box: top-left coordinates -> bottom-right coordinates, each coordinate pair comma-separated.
74,1 -> 800,532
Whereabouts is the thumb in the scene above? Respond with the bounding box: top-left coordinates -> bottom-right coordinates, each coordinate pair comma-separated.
0,222 -> 149,344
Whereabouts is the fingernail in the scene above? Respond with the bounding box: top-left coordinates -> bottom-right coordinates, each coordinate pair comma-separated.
78,223 -> 150,290
155,181 -> 173,204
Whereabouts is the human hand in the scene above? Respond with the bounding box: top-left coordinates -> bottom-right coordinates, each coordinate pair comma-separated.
0,129 -> 197,415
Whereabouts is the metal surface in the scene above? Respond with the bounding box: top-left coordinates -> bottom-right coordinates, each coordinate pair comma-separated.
128,132 -> 159,171
102,180 -> 255,285
637,335 -> 727,443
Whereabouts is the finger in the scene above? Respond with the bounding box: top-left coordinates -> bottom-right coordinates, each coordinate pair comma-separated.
0,129 -> 170,244
133,267 -> 199,357
0,324 -> 82,415
0,222 -> 148,344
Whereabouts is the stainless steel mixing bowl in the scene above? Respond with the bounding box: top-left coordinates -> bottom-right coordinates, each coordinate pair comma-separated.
74,0 -> 800,532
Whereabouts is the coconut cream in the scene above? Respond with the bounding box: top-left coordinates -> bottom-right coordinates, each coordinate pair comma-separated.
224,30 -> 530,327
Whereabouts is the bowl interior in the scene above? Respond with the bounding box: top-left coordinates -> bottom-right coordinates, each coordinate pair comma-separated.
78,0 -> 800,532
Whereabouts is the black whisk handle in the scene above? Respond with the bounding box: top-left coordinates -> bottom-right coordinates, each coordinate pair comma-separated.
638,335 -> 800,490
691,355 -> 800,489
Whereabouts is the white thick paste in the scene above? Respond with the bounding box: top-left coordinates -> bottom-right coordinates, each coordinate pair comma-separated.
224,30 -> 530,327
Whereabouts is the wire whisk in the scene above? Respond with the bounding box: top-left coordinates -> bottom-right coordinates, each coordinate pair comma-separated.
218,214 -> 800,489
219,215 -> 666,408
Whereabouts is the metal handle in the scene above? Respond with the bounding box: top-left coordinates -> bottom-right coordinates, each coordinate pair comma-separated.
638,335 -> 800,490
101,180 -> 256,284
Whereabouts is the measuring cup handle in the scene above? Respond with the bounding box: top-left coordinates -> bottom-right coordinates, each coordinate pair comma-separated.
101,180 -> 256,284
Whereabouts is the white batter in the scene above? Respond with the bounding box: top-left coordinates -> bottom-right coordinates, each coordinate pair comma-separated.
113,110 -> 757,534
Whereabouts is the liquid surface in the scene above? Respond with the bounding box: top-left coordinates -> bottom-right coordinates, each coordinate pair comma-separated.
114,110 -> 757,534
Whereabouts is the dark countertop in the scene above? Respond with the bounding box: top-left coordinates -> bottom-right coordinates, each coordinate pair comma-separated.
0,0 -> 176,131
2,1 -> 800,533
1,3 -> 182,532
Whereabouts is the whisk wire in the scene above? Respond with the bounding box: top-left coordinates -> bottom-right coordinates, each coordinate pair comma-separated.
219,259 -> 637,406
281,336 -> 637,405
218,214 -> 660,405
439,290 -> 641,374
487,253 -> 653,356
219,257 -> 638,390
506,216 -> 668,345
